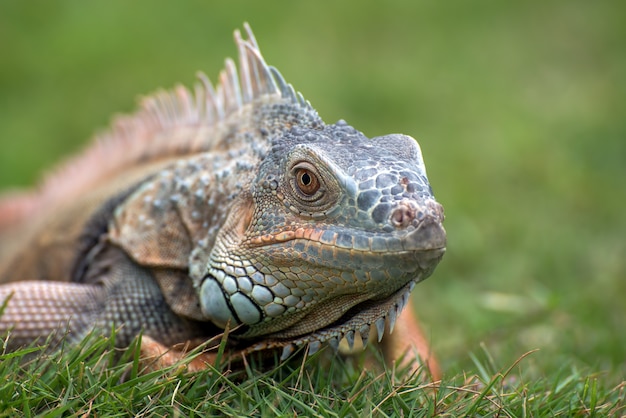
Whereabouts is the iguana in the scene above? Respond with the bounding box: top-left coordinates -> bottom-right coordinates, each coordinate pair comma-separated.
0,24 -> 446,378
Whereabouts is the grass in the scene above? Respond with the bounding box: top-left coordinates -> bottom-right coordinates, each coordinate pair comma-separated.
0,0 -> 625,415
0,335 -> 623,417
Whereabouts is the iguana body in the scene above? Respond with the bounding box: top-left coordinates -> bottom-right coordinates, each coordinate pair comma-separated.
0,25 -> 445,376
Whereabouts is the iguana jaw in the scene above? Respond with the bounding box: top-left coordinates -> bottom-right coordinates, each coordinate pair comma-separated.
242,247 -> 445,360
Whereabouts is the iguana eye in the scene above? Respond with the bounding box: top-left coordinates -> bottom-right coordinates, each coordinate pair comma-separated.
285,158 -> 339,216
295,167 -> 320,196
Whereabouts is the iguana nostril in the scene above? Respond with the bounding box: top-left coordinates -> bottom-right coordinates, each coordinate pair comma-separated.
390,202 -> 415,228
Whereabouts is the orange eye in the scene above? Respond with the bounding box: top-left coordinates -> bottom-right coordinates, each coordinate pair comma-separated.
295,168 -> 320,196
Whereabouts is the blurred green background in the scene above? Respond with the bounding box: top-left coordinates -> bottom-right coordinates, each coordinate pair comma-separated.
1,1 -> 624,380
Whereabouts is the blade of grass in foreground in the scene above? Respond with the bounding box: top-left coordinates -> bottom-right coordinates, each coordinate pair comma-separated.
0,333 -> 623,416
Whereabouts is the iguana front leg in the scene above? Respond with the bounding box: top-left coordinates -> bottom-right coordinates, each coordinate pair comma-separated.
0,278 -> 220,373
0,281 -> 103,349
0,246 -> 202,352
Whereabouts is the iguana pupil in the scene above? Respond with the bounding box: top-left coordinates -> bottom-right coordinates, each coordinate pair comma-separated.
296,168 -> 318,195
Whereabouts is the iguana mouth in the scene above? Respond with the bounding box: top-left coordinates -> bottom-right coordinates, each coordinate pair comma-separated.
242,247 -> 445,360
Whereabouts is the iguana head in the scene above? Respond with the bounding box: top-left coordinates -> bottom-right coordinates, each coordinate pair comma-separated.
199,114 -> 445,356
179,25 -> 447,357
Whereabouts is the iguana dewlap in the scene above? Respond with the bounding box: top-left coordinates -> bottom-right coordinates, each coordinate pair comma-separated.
0,24 -> 445,377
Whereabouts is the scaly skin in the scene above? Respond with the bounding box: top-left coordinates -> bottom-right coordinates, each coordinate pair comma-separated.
0,24 -> 445,376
